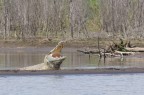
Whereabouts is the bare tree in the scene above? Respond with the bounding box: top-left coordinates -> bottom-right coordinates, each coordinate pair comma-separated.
0,0 -> 144,41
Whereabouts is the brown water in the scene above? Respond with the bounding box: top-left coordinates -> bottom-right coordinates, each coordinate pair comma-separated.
0,47 -> 144,70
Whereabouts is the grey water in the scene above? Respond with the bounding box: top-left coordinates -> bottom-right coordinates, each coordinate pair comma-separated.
0,48 -> 144,95
0,47 -> 144,70
1,74 -> 144,95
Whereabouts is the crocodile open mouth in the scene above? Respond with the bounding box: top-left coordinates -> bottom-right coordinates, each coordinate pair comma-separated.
44,54 -> 66,70
19,41 -> 66,70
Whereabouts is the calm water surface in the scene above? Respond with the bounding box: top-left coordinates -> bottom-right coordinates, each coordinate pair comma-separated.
0,47 -> 144,69
1,74 -> 144,95
0,48 -> 144,95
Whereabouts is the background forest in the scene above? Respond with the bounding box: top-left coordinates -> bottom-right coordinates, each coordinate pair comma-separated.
0,0 -> 144,41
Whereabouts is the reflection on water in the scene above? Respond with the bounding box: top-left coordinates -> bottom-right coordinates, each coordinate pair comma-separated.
0,47 -> 144,70
1,74 -> 144,95
64,52 -> 144,69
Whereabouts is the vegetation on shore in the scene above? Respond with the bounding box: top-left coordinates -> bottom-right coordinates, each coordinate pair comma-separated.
0,0 -> 143,48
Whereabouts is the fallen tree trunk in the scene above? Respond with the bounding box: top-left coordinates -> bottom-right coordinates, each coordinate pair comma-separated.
114,50 -> 135,56
126,47 -> 144,52
77,39 -> 137,57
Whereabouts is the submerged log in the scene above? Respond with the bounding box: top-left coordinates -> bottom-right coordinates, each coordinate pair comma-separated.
19,41 -> 66,70
77,50 -> 99,54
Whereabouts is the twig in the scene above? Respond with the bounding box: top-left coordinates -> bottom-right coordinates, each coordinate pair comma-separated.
98,36 -> 102,58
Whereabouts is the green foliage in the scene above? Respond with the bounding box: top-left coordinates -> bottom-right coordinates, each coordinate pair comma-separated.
89,0 -> 100,13
87,0 -> 101,32
115,39 -> 128,52
0,0 -> 3,11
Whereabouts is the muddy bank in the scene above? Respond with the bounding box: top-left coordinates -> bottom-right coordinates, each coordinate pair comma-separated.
0,38 -> 144,48
0,39 -> 89,48
1,68 -> 144,75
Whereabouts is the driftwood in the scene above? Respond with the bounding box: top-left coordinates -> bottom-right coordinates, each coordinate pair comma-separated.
77,38 -> 138,57
126,47 -> 144,52
114,50 -> 135,55
106,39 -> 133,52
104,39 -> 137,56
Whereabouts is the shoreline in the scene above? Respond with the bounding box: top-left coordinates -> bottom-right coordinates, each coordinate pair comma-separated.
0,38 -> 144,48
1,68 -> 144,75
0,39 -> 144,75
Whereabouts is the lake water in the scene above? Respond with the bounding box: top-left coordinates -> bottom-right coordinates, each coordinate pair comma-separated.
0,47 -> 144,70
1,73 -> 144,95
0,48 -> 144,95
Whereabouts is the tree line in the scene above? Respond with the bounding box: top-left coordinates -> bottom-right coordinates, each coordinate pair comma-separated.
0,0 -> 144,41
